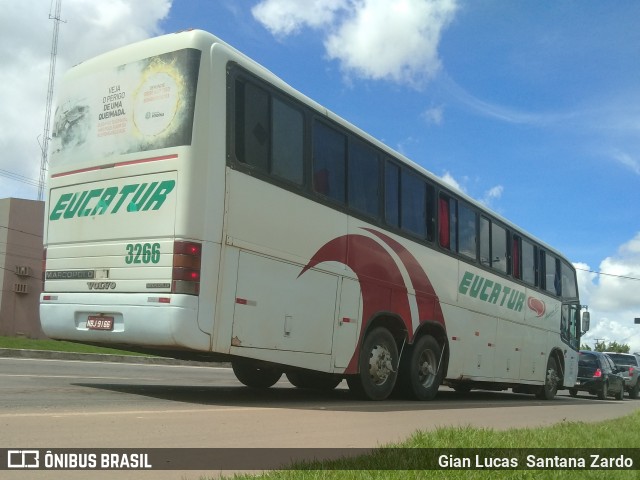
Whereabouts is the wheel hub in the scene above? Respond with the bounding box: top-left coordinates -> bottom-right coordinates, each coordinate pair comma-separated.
368,345 -> 393,385
417,351 -> 436,387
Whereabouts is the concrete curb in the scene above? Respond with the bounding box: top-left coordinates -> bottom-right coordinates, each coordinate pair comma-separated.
0,348 -> 230,367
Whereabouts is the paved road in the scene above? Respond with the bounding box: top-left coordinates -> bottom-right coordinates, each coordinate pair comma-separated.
1,356 -> 639,480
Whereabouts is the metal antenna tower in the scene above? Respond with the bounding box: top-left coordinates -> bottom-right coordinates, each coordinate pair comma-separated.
38,0 -> 64,201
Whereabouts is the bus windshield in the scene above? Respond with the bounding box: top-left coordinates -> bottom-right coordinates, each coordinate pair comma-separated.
50,48 -> 201,169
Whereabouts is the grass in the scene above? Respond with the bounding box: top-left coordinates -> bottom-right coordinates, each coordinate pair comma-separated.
0,335 -> 145,356
214,411 -> 640,480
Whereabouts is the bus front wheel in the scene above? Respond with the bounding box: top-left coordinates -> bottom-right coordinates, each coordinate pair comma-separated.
347,327 -> 399,401
536,356 -> 560,400
232,359 -> 282,389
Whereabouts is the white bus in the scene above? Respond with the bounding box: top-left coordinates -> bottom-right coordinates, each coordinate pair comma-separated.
41,30 -> 589,401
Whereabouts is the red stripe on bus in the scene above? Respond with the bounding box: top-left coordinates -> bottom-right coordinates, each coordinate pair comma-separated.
51,154 -> 178,178
115,154 -> 178,168
51,164 -> 112,177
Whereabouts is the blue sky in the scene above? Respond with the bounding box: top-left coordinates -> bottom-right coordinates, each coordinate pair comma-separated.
2,0 -> 639,349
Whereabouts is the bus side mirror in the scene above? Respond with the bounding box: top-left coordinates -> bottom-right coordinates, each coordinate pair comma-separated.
582,311 -> 590,333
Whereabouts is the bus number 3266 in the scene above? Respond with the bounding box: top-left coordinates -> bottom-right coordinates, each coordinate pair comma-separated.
125,243 -> 161,264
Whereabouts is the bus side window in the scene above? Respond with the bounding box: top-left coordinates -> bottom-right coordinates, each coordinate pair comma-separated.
481,218 -> 507,272
561,261 -> 578,299
491,222 -> 507,273
438,194 -> 452,250
271,98 -> 304,185
384,160 -> 400,228
457,201 -> 477,260
235,79 -> 269,172
480,217 -> 490,266
312,121 -> 346,203
512,235 -> 521,279
348,139 -> 380,218
541,251 -> 560,296
521,237 -> 537,286
401,169 -> 427,238
425,183 -> 435,242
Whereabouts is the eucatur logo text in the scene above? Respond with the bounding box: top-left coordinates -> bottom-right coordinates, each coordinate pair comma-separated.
49,180 -> 175,221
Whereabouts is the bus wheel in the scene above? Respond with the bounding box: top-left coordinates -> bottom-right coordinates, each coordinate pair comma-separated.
286,371 -> 342,390
347,327 -> 398,401
398,335 -> 442,401
232,359 -> 282,389
536,356 -> 559,400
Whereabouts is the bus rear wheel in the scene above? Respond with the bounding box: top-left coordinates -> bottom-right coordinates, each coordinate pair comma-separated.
232,359 -> 282,389
347,327 -> 398,401
397,335 -> 442,400
286,371 -> 342,390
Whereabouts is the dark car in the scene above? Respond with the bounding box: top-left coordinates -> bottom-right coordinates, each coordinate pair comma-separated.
569,351 -> 624,400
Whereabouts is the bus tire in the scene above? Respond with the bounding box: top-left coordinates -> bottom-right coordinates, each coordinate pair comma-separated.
286,371 -> 341,390
536,356 -> 559,400
398,335 -> 442,401
347,327 -> 398,401
232,359 -> 282,389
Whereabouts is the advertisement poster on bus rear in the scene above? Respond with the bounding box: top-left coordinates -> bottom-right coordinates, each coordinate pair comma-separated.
50,48 -> 201,167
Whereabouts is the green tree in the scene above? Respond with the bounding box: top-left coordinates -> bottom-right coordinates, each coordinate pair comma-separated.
592,340 -> 630,353
605,341 -> 630,353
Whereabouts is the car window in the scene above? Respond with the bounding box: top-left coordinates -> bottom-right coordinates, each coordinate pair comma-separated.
604,356 -> 615,372
578,354 -> 597,367
606,353 -> 633,365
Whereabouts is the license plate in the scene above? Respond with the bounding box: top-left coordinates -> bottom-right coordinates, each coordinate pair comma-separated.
87,315 -> 114,331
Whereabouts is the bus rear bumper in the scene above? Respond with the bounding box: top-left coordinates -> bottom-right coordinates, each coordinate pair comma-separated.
40,293 -> 210,352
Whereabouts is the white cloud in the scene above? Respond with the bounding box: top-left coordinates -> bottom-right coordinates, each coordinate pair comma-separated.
439,171 -> 464,192
610,150 -> 640,176
577,233 -> 640,353
0,0 -> 171,199
479,185 -> 503,208
422,105 -> 444,125
251,0 -> 348,36
438,172 -> 504,211
253,0 -> 458,86
438,72 -> 577,127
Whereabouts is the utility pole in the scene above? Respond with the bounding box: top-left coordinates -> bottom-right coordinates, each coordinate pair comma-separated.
38,0 -> 63,201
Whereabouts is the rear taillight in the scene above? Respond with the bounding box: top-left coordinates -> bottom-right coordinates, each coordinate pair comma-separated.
593,368 -> 602,378
172,240 -> 201,295
629,367 -> 634,376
